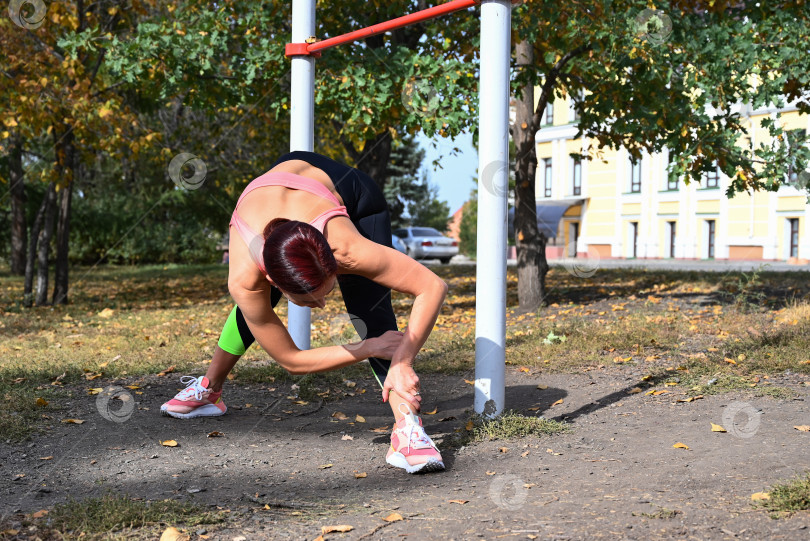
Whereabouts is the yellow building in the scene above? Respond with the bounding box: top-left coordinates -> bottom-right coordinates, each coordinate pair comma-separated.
535,96 -> 810,263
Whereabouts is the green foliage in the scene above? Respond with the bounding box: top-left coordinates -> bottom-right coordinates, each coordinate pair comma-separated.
406,172 -> 451,232
458,190 -> 477,258
758,472 -> 810,515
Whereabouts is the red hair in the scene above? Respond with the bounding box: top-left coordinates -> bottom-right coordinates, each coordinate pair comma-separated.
262,218 -> 337,295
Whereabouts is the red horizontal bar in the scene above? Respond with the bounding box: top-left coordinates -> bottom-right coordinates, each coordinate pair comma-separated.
307,0 -> 477,53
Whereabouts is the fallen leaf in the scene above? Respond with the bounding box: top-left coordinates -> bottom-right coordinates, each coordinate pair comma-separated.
321,525 -> 353,534
628,387 -> 643,394
465,420 -> 474,431
724,357 -> 736,365
355,414 -> 366,423
159,527 -> 190,541
536,384 -> 548,390
39,456 -> 53,460
751,492 -> 770,501
292,400 -> 309,405
652,390 -> 669,396
332,411 -> 348,420
341,435 -> 353,441
519,366 -> 530,373
498,447 -> 509,453
673,442 -> 690,450
319,463 -> 333,469
354,472 -> 367,479
521,450 -> 530,457
97,308 -> 115,318
448,499 -> 469,504
207,431 -> 224,438
383,512 -> 403,522
464,379 -> 474,385
61,419 -> 85,424
738,354 -> 746,362
676,395 -> 704,403
794,425 -> 810,432
125,385 -> 141,390
370,425 -> 389,433
423,408 -> 438,415
31,510 -> 48,518
157,365 -> 175,377
161,440 -> 179,447
551,398 -> 564,407
486,471 -> 496,475
87,388 -> 104,395
711,423 -> 727,433
36,397 -> 48,407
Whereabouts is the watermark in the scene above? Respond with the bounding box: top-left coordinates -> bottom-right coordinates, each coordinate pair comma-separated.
562,241 -> 600,278
8,0 -> 46,29
635,8 -> 672,46
722,400 -> 761,439
326,313 -> 366,351
479,159 -> 510,198
489,474 -> 528,511
168,152 -> 207,190
401,77 -> 442,119
96,386 -> 135,423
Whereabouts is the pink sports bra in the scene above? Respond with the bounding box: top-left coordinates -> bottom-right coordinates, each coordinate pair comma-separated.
229,171 -> 349,274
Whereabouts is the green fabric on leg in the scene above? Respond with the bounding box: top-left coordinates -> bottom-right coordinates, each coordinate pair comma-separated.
217,306 -> 247,356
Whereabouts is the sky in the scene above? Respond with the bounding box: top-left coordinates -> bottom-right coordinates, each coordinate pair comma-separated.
416,130 -> 478,214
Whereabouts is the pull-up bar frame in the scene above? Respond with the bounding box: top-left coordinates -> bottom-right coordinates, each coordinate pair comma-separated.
286,0 -> 513,417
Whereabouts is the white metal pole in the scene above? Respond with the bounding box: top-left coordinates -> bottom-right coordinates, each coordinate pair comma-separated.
287,0 -> 316,350
474,0 -> 511,417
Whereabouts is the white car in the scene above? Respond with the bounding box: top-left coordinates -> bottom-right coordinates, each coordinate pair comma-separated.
393,227 -> 458,264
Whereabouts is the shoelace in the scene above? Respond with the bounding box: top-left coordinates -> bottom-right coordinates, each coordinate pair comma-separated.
178,376 -> 208,401
397,403 -> 433,452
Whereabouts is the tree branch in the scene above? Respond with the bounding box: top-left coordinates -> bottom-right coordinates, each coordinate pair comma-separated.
530,43 -> 593,131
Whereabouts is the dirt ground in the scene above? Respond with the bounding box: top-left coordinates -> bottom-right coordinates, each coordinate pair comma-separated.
2,367 -> 809,540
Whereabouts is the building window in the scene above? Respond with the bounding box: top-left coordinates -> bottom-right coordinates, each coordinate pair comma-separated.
629,158 -> 641,193
667,176 -> 679,191
630,222 -> 639,258
668,221 -> 676,258
789,218 -> 799,258
666,151 -> 679,191
571,157 -> 582,196
706,219 -> 716,259
704,163 -> 719,188
569,91 -> 582,123
543,101 -> 554,126
569,222 -> 579,257
542,158 -> 552,197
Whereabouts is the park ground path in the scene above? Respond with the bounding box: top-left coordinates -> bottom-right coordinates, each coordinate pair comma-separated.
2,367 -> 809,540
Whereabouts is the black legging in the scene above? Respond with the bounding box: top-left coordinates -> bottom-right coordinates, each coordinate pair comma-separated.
232,152 -> 397,386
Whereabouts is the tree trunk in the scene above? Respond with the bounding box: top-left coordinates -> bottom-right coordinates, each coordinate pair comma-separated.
35,182 -> 57,306
53,131 -> 76,305
23,183 -> 49,307
53,181 -> 73,305
513,39 -> 549,311
9,135 -> 27,275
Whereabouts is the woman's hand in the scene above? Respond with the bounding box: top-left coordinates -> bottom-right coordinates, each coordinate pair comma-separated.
363,330 -> 404,359
382,361 -> 421,411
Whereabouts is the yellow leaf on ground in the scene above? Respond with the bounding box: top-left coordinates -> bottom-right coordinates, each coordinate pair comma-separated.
464,379 -> 475,385
673,442 -> 690,450
36,397 -> 48,407
652,390 -> 669,396
449,499 -> 469,504
519,366 -> 530,373
711,423 -> 727,433
354,472 -> 367,479
161,440 -> 179,447
87,388 -> 104,395
498,447 -> 509,453
724,357 -> 736,364
341,435 -> 353,441
332,411 -> 348,420
97,307 -> 115,318
157,365 -> 175,377
125,385 -> 141,390
536,384 -> 548,390
319,464 -> 333,469
370,425 -> 389,433
207,431 -> 224,438
321,525 -> 353,534
423,408 -> 438,415
383,512 -> 403,522
751,492 -> 771,501
355,414 -> 366,423
465,420 -> 474,431
31,510 -> 48,519
61,419 -> 85,424
794,425 -> 810,432
551,398 -> 564,406
159,527 -> 190,541
39,456 -> 53,460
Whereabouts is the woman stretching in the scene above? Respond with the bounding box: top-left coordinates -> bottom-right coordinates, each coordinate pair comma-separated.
160,151 -> 447,474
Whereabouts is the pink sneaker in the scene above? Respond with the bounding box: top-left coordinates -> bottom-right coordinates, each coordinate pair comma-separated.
386,404 -> 445,474
160,376 -> 226,419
